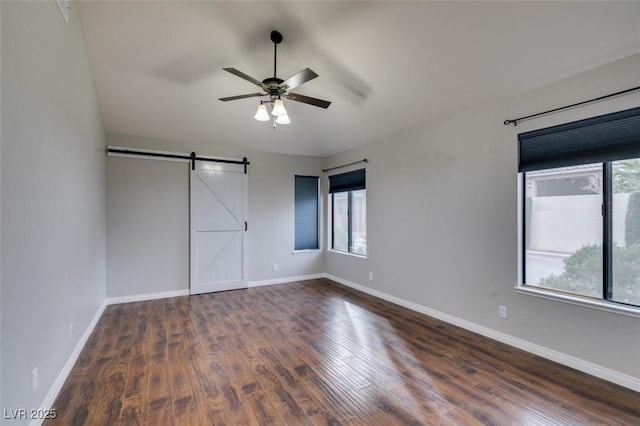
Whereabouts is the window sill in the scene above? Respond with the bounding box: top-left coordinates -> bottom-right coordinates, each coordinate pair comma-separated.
328,249 -> 367,260
292,249 -> 320,254
516,285 -> 640,318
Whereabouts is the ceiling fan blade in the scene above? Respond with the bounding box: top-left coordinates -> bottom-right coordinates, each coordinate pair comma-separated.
281,68 -> 318,91
286,92 -> 331,109
223,67 -> 264,87
219,93 -> 265,102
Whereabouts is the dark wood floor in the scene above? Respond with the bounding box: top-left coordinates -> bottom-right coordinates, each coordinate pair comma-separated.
46,279 -> 639,425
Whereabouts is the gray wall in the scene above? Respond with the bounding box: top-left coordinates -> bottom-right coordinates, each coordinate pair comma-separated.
324,54 -> 640,380
246,149 -> 325,281
1,0 -> 106,419
106,156 -> 189,297
0,0 -> 3,413
106,133 -> 325,298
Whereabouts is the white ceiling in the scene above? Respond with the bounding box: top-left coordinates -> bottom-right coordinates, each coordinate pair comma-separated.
77,1 -> 640,157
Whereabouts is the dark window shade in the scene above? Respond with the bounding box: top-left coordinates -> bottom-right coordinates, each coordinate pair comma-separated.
329,168 -> 366,193
518,106 -> 640,172
294,175 -> 319,250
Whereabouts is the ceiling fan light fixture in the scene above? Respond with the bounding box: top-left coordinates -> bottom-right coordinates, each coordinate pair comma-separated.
275,113 -> 290,124
271,98 -> 287,117
254,101 -> 270,121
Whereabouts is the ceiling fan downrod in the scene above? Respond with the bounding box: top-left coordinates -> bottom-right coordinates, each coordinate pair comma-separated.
271,31 -> 282,79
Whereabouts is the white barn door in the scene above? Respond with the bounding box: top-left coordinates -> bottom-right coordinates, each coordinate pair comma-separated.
190,161 -> 247,294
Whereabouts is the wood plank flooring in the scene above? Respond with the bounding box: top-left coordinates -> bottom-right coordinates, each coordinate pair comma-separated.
46,279 -> 640,425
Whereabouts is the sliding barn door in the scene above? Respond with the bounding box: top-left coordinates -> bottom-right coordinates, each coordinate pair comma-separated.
190,161 -> 248,294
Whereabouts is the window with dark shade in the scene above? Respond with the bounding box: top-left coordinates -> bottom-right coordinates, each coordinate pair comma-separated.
329,168 -> 365,193
518,106 -> 640,172
294,175 -> 319,251
519,106 -> 640,308
329,169 -> 366,255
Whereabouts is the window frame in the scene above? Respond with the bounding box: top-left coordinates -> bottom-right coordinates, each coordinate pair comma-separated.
330,190 -> 367,257
328,169 -> 367,257
518,157 -> 640,314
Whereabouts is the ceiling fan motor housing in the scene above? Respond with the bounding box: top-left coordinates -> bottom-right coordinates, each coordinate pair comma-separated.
262,77 -> 286,98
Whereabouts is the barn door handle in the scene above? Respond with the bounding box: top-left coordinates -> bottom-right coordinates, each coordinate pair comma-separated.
244,221 -> 248,232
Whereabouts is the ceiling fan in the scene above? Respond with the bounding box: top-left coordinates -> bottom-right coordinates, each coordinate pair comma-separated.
219,30 -> 331,126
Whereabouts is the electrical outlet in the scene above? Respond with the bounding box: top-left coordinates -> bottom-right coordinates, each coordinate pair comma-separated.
32,368 -> 38,392
368,271 -> 374,281
272,263 -> 278,272
499,305 -> 508,320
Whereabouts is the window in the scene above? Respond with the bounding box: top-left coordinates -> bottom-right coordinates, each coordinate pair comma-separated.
329,169 -> 366,255
294,175 -> 319,251
519,106 -> 640,308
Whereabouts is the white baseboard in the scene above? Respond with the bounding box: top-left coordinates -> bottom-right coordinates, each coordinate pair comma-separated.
249,273 -> 325,288
325,274 -> 640,393
106,277 -> 326,303
106,288 -> 190,305
30,299 -> 108,426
